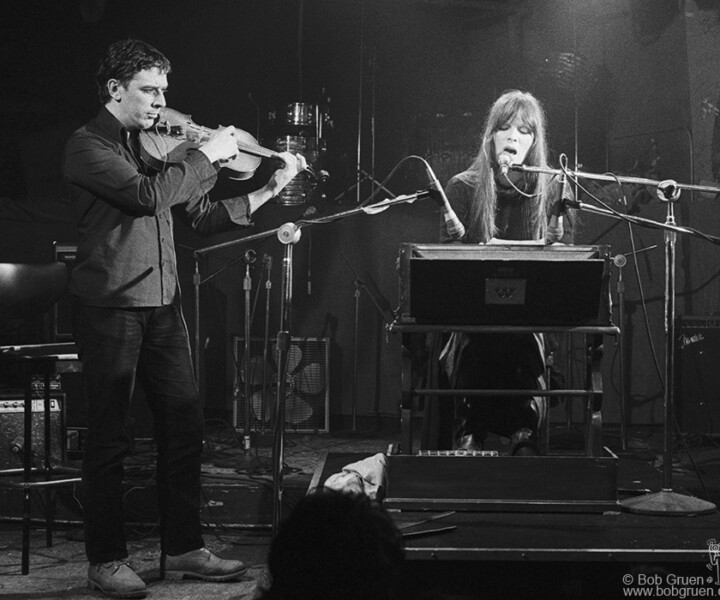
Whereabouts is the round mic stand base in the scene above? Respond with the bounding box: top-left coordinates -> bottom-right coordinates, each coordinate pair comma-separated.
620,489 -> 716,516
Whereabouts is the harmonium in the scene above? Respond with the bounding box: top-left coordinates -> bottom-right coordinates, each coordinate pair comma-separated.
396,243 -> 613,327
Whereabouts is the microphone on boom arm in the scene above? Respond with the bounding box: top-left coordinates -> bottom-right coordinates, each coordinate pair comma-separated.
425,162 -> 466,240
498,152 -> 513,177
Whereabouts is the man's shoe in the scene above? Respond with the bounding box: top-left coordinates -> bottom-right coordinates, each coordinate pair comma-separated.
162,547 -> 246,582
87,560 -> 147,599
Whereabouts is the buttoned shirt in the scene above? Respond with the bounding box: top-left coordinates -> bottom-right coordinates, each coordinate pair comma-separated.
63,106 -> 252,307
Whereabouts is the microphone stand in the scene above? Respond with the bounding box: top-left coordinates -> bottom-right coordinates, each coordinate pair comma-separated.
611,252 -> 628,451
242,250 -> 256,454
516,160 -> 719,515
193,257 -> 201,393
193,189 -> 432,533
338,249 -> 395,432
272,223 -> 299,533
611,244 -> 658,452
260,255 -> 273,432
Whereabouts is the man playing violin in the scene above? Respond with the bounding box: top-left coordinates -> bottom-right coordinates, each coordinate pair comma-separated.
62,38 -> 306,599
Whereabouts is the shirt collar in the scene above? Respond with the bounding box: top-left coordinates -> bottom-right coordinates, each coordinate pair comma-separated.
93,105 -> 130,143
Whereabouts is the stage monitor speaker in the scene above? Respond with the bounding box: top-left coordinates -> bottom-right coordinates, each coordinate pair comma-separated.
52,242 -> 77,341
675,315 -> 720,436
0,393 -> 64,469
232,336 -> 329,433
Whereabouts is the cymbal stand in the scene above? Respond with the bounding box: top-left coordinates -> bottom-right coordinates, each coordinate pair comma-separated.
332,1 -> 389,205
333,169 -> 395,205
354,0 -> 367,205
518,158 -> 719,515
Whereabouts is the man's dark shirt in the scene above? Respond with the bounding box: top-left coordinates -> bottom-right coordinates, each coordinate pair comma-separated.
63,106 -> 252,307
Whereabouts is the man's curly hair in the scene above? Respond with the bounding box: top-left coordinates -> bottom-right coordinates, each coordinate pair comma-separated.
96,38 -> 171,104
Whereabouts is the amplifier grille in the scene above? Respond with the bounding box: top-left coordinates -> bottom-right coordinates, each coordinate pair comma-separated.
675,316 -> 720,436
0,393 -> 64,469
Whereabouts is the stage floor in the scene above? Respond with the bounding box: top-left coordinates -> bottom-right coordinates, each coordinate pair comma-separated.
1,423 -> 719,599
315,451 -> 720,563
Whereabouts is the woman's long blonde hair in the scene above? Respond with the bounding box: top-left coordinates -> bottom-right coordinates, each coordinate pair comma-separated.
458,90 -> 552,243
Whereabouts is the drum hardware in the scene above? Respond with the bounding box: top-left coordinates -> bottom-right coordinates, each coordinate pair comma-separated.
285,102 -> 315,127
267,100 -> 331,206
273,135 -> 320,206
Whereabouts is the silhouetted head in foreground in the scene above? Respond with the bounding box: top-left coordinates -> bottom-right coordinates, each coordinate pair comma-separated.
260,490 -> 405,600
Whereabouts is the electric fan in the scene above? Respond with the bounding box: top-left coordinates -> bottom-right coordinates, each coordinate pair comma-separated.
233,337 -> 329,433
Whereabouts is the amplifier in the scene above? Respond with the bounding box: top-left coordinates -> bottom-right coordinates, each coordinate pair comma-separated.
0,393 -> 64,469
675,316 -> 720,435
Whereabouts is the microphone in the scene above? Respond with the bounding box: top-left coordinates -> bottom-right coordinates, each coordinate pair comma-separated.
547,172 -> 571,243
498,152 -> 513,177
263,253 -> 273,290
426,163 -> 466,240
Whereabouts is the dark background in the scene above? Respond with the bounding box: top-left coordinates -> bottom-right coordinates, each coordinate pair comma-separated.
2,0 -> 720,432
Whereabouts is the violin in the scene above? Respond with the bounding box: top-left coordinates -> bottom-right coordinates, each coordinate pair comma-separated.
139,107 -> 286,180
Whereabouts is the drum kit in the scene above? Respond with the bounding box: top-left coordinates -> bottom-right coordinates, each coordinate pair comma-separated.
267,101 -> 330,205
